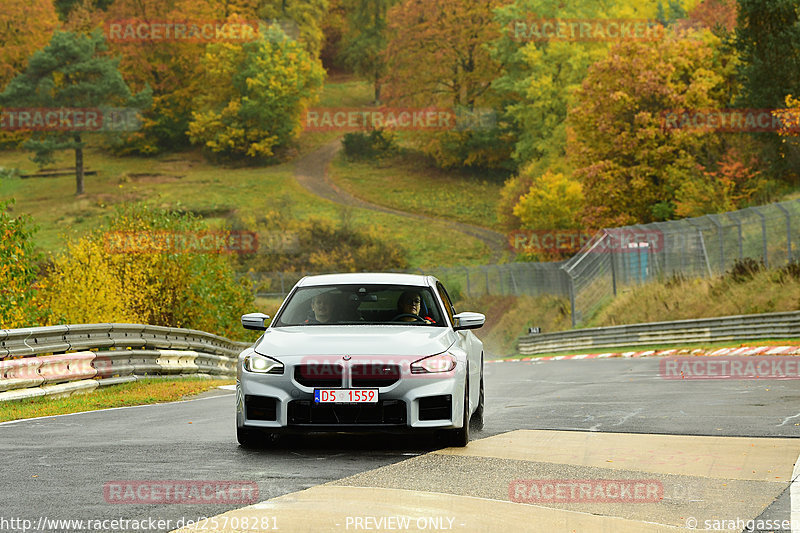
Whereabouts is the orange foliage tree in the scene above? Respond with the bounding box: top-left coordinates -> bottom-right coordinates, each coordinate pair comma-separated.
0,0 -> 59,147
567,32 -> 739,227
379,0 -> 512,169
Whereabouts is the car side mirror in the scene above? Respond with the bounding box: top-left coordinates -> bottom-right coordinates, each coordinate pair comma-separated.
241,312 -> 270,331
453,312 -> 485,330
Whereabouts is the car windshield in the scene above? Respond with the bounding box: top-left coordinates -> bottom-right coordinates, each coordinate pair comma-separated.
273,284 -> 445,327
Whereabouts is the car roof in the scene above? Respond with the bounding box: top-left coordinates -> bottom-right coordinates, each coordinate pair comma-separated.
295,272 -> 435,287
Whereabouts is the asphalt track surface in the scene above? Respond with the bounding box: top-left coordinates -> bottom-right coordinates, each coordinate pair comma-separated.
1,357 -> 799,532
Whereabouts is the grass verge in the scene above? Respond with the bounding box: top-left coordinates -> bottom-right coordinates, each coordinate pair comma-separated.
0,377 -> 234,423
0,144 -> 490,267
329,152 -> 505,231
586,267 -> 800,327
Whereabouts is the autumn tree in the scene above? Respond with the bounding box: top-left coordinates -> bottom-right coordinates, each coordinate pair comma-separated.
257,0 -> 328,57
340,0 -> 396,103
104,0 -> 207,153
383,0 -> 503,108
512,169 -> 584,230
0,0 -> 59,147
673,144 -> 771,217
188,25 -> 324,162
0,200 -> 50,329
54,0 -> 114,22
0,0 -> 60,89
491,0 -> 675,169
320,0 -> 348,71
0,31 -> 149,195
379,0 -> 511,169
492,0 -> 655,226
567,31 -> 737,227
734,0 -> 800,182
735,0 -> 800,110
688,0 -> 737,36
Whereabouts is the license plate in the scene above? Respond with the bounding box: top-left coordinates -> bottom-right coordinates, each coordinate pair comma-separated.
314,389 -> 378,403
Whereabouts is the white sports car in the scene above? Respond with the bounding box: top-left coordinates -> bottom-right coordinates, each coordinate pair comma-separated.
236,272 -> 485,447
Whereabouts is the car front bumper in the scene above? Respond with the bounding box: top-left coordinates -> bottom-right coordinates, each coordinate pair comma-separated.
236,352 -> 467,432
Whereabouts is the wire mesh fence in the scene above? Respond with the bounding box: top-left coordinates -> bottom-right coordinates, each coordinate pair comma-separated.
561,199 -> 800,326
247,199 -> 800,328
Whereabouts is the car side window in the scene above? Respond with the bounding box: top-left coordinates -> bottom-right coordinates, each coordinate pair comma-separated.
436,282 -> 456,325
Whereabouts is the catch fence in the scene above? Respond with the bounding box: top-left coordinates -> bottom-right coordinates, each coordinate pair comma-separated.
247,200 -> 800,327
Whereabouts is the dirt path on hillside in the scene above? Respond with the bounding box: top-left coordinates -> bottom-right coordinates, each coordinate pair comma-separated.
293,139 -> 508,262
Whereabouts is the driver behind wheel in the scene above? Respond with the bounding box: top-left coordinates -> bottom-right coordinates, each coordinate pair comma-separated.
396,291 -> 435,324
305,292 -> 336,324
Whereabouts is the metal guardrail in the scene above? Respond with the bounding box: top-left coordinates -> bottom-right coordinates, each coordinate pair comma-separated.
516,311 -> 800,355
0,324 -> 252,402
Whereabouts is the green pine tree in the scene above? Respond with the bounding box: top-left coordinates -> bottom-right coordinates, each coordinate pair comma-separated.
734,0 -> 800,182
735,0 -> 800,109
0,31 -> 150,195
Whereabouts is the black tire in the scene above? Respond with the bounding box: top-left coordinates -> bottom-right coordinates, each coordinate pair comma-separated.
470,371 -> 484,432
445,382 -> 470,447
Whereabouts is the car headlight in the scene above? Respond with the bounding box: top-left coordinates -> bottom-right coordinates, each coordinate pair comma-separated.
411,353 -> 456,374
244,354 -> 284,374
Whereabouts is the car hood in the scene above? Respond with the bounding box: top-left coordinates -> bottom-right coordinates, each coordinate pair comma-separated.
254,325 -> 456,357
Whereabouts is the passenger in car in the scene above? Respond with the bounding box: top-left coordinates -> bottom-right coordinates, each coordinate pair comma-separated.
396,291 -> 435,324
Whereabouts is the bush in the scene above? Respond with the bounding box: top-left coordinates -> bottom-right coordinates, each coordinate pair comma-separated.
42,204 -> 253,338
188,25 -> 325,163
0,167 -> 21,180
342,129 -> 397,160
775,260 -> 800,283
294,214 -> 408,272
726,258 -> 765,284
0,200 -> 50,328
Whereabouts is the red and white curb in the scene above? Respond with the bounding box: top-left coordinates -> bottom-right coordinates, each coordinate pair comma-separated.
489,345 -> 800,363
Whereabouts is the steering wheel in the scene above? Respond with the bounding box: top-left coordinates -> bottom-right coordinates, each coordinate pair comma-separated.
391,313 -> 427,322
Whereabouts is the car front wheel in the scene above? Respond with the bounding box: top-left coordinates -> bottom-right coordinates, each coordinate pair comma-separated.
443,382 -> 470,447
470,371 -> 484,432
